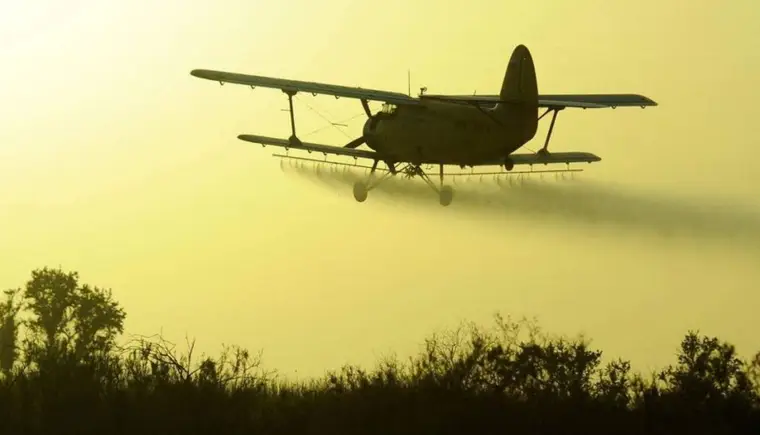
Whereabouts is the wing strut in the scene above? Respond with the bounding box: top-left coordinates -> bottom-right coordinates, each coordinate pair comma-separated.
285,90 -> 302,147
360,99 -> 372,118
538,107 -> 563,157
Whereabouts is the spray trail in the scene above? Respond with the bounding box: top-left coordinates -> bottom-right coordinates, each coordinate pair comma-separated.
280,158 -> 760,249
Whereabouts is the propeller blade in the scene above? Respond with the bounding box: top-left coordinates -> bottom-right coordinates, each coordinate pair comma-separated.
343,136 -> 366,149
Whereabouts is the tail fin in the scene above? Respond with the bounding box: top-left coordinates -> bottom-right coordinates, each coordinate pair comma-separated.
496,45 -> 539,143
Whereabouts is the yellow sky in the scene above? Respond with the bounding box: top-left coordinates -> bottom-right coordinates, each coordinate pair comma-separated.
1,0 -> 759,377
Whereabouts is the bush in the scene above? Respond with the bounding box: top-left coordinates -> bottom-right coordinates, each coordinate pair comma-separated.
0,268 -> 758,434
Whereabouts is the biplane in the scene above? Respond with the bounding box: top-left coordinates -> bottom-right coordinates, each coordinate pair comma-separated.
190,44 -> 657,206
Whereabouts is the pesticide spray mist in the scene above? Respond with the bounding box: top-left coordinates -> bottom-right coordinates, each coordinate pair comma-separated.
279,157 -> 760,250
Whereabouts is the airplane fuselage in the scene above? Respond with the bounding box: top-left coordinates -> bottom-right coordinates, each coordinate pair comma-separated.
362,99 -> 536,166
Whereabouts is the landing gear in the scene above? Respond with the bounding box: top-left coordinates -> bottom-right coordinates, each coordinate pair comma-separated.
353,182 -> 368,202
352,159 -> 394,203
352,162 -> 454,206
504,157 -> 515,171
437,165 -> 453,206
439,185 -> 453,206
416,164 -> 453,207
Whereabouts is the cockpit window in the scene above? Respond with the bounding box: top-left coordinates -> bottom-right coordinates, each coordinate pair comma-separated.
380,103 -> 397,115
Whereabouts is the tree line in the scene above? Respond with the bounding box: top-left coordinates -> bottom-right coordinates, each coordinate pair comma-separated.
1,267 -> 759,434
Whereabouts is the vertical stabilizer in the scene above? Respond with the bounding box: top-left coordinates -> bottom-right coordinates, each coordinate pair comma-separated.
496,45 -> 539,143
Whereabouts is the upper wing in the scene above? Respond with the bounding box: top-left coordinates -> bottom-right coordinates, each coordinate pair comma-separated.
539,94 -> 657,109
191,69 -> 419,105
421,93 -> 657,109
237,134 -> 380,160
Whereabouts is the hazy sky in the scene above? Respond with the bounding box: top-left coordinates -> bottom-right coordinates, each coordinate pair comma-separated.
2,0 -> 759,378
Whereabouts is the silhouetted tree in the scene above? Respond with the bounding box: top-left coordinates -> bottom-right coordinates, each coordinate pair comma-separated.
668,331 -> 755,400
749,351 -> 760,392
71,283 -> 125,358
647,331 -> 760,432
21,267 -> 125,362
0,289 -> 22,375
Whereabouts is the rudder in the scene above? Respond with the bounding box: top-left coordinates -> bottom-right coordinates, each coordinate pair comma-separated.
497,45 -> 539,143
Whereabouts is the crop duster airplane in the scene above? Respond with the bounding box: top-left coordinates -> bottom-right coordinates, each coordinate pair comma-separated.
191,44 -> 657,206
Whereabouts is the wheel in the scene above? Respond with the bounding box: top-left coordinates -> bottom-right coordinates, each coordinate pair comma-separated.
504,157 -> 514,171
353,181 -> 368,202
439,185 -> 453,206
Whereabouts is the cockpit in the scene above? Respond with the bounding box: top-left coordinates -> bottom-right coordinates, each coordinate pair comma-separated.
380,103 -> 397,116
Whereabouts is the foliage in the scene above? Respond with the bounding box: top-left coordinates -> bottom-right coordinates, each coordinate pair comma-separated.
0,289 -> 22,375
0,268 -> 759,434
20,267 -> 125,362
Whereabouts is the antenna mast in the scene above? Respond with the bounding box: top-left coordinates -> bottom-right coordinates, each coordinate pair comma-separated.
407,69 -> 411,96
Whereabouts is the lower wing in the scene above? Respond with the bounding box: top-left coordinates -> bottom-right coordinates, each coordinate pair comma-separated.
237,134 -> 600,166
237,134 -> 379,160
508,152 -> 601,165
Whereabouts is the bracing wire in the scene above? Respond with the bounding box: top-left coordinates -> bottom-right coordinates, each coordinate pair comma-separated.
294,95 -> 364,139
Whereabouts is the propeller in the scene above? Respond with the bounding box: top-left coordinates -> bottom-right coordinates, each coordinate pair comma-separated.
343,136 -> 366,149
